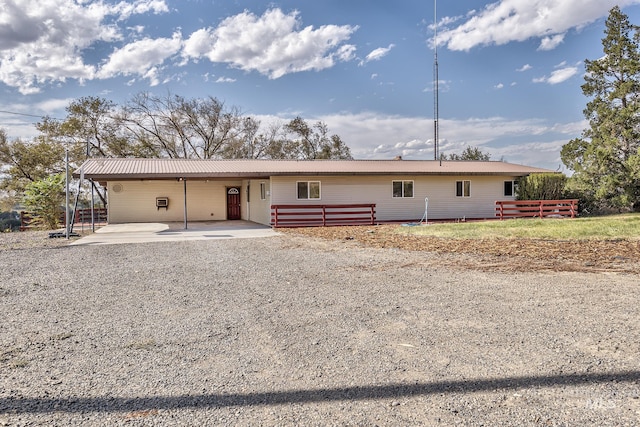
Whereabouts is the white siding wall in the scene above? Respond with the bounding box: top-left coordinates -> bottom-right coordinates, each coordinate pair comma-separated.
244,179 -> 272,225
108,180 -> 242,223
270,175 -> 517,221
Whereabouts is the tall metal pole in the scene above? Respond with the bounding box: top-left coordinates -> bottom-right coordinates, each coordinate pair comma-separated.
65,148 -> 70,239
433,0 -> 439,161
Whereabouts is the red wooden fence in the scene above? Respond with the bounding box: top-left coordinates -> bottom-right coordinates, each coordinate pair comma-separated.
495,199 -> 578,220
271,204 -> 376,228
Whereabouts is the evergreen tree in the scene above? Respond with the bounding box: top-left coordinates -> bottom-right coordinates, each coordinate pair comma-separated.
561,6 -> 640,211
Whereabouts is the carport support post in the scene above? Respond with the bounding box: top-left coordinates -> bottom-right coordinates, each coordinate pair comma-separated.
183,177 -> 188,230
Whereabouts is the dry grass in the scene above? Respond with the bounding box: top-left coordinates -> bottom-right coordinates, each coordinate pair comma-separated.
279,216 -> 640,274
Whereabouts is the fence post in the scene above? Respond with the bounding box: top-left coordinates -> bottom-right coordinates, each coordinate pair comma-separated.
539,200 -> 544,218
322,205 -> 327,226
273,206 -> 278,227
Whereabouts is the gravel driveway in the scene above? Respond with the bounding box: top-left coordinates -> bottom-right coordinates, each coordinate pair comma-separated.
1,233 -> 639,426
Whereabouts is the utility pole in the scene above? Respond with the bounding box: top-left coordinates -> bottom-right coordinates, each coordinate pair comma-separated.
433,0 -> 439,161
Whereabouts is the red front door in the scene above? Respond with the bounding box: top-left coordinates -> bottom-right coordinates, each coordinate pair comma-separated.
227,187 -> 241,220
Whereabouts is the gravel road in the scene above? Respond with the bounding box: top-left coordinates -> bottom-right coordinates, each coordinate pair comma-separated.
1,232 -> 639,426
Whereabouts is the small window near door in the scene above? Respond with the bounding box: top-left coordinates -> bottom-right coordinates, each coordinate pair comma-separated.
456,180 -> 471,197
260,182 -> 266,200
297,181 -> 321,200
504,180 -> 515,197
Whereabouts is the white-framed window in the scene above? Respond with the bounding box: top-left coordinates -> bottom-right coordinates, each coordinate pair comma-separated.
297,181 -> 321,200
392,180 -> 414,198
504,180 -> 516,197
456,180 -> 471,198
260,182 -> 267,200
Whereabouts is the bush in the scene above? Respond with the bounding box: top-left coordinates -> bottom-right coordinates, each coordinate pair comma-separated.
0,211 -> 20,232
21,174 -> 65,230
516,173 -> 567,201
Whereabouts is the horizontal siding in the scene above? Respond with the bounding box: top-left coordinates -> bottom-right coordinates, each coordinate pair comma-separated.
270,175 -> 517,221
245,179 -> 271,225
108,180 -> 242,223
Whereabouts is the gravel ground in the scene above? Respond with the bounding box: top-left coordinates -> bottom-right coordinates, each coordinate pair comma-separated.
1,231 -> 639,426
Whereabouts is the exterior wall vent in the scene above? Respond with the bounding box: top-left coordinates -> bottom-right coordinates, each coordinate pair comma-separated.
156,197 -> 169,210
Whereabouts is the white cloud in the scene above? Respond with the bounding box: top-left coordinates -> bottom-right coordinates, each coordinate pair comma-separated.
215,77 -> 236,83
533,66 -> 579,85
516,64 -> 532,72
311,112 -> 584,170
98,32 -> 183,85
361,44 -> 395,65
494,83 -> 504,89
182,9 -> 358,79
437,0 -> 640,51
0,0 -> 170,94
35,98 -> 74,113
538,33 -> 565,50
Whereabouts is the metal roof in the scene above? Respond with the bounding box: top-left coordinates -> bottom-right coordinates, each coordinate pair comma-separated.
75,158 -> 555,180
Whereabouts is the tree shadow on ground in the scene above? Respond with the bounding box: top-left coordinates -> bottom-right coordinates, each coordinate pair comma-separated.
2,371 -> 639,414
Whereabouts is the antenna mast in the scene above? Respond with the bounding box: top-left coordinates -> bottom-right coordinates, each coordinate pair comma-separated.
433,0 -> 439,160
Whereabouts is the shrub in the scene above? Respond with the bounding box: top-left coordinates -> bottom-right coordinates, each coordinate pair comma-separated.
21,174 -> 65,230
516,173 -> 567,201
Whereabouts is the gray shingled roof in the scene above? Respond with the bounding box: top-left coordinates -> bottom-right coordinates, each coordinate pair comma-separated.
75,158 -> 555,180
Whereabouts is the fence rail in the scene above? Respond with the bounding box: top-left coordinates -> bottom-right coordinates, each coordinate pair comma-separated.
20,208 -> 108,231
495,199 -> 578,220
271,204 -> 376,228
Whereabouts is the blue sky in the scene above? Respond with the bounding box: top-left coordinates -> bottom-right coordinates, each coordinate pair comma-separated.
2,0 -> 640,171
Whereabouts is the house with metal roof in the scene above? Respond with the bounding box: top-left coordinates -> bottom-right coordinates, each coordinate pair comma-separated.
76,158 -> 554,226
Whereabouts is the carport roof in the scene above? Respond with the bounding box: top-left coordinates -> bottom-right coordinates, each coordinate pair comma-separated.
75,158 -> 555,180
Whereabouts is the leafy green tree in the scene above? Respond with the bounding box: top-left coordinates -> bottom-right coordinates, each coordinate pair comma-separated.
561,6 -> 640,211
447,146 -> 491,161
283,117 -> 352,160
21,174 -> 65,230
0,130 -> 65,193
36,96 -> 143,159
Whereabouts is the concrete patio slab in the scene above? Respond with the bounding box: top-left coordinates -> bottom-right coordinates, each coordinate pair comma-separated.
70,221 -> 278,246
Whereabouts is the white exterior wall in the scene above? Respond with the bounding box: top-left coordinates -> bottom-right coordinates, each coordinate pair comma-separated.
243,179 -> 272,225
270,175 -> 517,222
107,179 -> 242,223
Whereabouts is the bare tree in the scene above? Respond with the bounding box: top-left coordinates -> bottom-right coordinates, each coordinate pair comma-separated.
118,92 -> 251,159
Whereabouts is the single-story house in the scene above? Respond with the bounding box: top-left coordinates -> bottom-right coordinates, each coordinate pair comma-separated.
75,158 -> 555,226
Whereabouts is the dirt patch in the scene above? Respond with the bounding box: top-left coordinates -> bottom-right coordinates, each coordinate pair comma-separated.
278,225 -> 640,274
0,230 -> 85,250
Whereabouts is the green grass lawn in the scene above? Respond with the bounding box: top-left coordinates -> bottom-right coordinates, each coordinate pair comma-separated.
399,214 -> 640,240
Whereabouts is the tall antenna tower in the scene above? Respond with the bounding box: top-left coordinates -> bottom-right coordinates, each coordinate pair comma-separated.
433,0 -> 439,160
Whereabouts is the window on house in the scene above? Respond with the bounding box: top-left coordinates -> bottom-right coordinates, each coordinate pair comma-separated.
297,181 -> 321,200
392,180 -> 414,198
260,182 -> 266,200
456,180 -> 471,197
504,181 -> 515,197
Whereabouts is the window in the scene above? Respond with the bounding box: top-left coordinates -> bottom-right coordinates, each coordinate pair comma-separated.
297,181 -> 320,200
392,180 -> 414,198
456,180 -> 471,197
504,181 -> 515,197
260,182 -> 267,200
